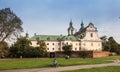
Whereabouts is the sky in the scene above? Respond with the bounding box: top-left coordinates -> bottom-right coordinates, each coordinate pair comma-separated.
0,0 -> 120,43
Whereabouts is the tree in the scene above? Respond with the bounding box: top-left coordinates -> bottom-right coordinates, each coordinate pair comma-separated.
108,37 -> 119,53
36,37 -> 47,48
9,37 -> 31,58
101,36 -> 120,55
36,39 -> 47,57
100,36 -> 108,50
9,37 -> 47,58
118,44 -> 120,54
80,51 -> 88,58
0,8 -> 23,42
0,41 -> 9,58
62,45 -> 72,56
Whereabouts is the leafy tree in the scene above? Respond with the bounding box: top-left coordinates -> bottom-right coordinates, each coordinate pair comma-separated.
100,35 -> 107,43
103,42 -> 111,51
0,41 -> 9,58
108,37 -> 119,53
62,45 -> 72,56
9,37 -> 47,58
24,46 -> 47,58
118,44 -> 120,54
100,36 -> 108,51
36,39 -> 47,57
80,51 -> 88,58
34,46 -> 47,57
36,37 -> 47,48
9,44 -> 19,58
101,36 -> 120,55
0,8 -> 23,42
23,46 -> 33,57
9,37 -> 31,58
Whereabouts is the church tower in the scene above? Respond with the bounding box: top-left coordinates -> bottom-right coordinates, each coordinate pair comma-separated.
79,21 -> 84,33
68,20 -> 74,36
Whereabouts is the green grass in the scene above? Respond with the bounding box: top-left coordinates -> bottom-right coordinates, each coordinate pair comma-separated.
62,66 -> 120,72
0,56 -> 120,70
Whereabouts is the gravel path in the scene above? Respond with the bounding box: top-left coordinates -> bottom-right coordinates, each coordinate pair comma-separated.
0,62 -> 120,72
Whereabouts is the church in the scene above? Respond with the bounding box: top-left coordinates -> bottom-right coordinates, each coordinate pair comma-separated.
29,21 -> 102,53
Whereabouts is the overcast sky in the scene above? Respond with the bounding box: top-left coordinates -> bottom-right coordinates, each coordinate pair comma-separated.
0,0 -> 120,43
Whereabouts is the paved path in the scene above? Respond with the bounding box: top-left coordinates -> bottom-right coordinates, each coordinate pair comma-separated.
0,62 -> 120,72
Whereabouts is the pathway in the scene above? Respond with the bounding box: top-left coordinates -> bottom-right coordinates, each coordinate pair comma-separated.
0,62 -> 120,72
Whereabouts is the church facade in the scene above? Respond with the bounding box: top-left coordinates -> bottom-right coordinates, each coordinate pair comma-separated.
30,21 -> 102,52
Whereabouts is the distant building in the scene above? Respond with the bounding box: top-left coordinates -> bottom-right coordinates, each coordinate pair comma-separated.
29,21 -> 102,52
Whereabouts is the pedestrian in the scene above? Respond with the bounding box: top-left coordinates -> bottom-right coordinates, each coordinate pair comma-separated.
52,58 -> 57,67
65,55 -> 69,59
67,55 -> 69,59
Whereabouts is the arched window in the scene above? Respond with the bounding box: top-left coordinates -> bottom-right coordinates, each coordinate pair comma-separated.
91,33 -> 93,37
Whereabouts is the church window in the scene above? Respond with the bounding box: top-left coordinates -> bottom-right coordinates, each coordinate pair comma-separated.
76,43 -> 78,46
52,48 -> 54,50
52,43 -> 54,45
91,33 -> 93,37
90,26 -> 92,28
79,47 -> 81,50
66,42 -> 68,45
47,43 -> 49,45
58,43 -> 60,45
58,48 -> 61,51
75,48 -> 77,51
91,43 -> 93,46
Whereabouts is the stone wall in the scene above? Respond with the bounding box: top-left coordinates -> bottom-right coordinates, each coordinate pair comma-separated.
92,51 -> 110,58
54,51 -> 116,58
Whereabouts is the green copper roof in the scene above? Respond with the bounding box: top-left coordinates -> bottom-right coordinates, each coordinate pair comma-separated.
30,35 -> 78,41
61,35 -> 77,41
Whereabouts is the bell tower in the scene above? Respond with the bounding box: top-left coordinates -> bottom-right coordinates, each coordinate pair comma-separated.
68,20 -> 74,36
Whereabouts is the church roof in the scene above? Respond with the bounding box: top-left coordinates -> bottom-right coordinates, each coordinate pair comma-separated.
30,35 -> 78,41
61,35 -> 77,41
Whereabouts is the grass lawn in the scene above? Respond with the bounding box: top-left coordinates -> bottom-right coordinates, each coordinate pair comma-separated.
0,56 -> 120,70
62,66 -> 120,72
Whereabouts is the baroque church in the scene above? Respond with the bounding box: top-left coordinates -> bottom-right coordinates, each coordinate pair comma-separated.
30,21 -> 102,53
